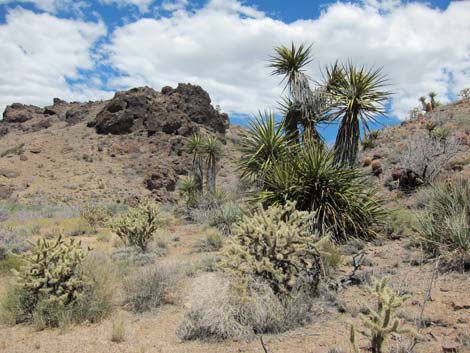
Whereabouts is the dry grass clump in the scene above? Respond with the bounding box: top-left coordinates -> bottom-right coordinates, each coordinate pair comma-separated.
123,262 -> 180,313
178,273 -> 314,341
194,229 -> 224,252
418,177 -> 470,268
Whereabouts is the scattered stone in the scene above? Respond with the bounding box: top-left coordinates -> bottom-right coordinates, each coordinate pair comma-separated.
29,147 -> 42,154
452,301 -> 470,310
0,185 -> 13,199
442,342 -> 460,353
0,169 -> 19,178
19,155 -> 28,161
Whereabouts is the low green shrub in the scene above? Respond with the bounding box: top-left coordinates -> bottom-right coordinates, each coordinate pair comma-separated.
194,230 -> 224,252
208,201 -> 242,235
80,204 -> 112,230
0,237 -> 113,328
111,200 -> 162,252
220,201 -> 326,296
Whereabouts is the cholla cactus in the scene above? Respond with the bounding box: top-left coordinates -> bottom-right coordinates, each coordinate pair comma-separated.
80,204 -> 111,230
350,278 -> 416,353
14,235 -> 88,307
111,199 -> 161,252
220,201 -> 325,296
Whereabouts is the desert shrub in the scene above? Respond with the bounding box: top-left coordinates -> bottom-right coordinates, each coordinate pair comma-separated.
361,137 -> 376,150
0,227 -> 30,255
80,204 -> 112,230
194,229 -> 224,252
111,314 -> 126,343
123,263 -> 179,313
208,201 -> 242,235
111,246 -> 166,267
0,237 -> 113,327
221,202 -> 325,296
417,178 -> 470,262
178,273 -> 313,341
111,200 -> 162,252
398,134 -> 461,185
0,254 -> 24,273
255,144 -> 384,241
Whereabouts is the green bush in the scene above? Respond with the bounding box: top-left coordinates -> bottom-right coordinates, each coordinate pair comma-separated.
221,201 -> 326,296
255,144 -> 384,241
0,237 -> 113,327
208,201 -> 242,235
195,230 -> 224,252
80,204 -> 112,230
418,178 -> 470,262
111,200 -> 162,252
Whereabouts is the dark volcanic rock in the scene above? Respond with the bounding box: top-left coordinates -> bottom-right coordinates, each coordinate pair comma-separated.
3,103 -> 44,123
0,185 -> 13,199
94,84 -> 229,136
144,164 -> 177,193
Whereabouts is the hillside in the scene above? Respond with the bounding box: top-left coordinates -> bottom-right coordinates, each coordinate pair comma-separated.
0,92 -> 469,353
0,84 -> 241,205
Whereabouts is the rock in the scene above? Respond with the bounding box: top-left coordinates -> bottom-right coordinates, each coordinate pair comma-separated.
19,155 -> 28,161
0,126 -> 9,137
0,185 -> 13,199
0,169 -> 19,178
144,164 -> 177,196
399,169 -> 424,191
94,84 -> 229,136
452,301 -> 470,310
29,147 -> 42,154
3,103 -> 44,123
442,343 -> 460,353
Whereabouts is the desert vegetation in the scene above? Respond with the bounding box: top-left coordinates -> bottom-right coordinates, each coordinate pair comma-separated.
0,43 -> 469,353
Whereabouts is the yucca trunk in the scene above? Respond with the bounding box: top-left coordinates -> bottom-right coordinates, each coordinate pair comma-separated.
333,111 -> 360,166
193,157 -> 204,193
285,108 -> 300,144
206,157 -> 216,194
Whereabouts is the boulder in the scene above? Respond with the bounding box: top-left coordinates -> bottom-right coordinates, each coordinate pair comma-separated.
0,185 -> 13,199
3,103 -> 44,123
144,164 -> 177,196
398,169 -> 424,191
94,84 -> 229,136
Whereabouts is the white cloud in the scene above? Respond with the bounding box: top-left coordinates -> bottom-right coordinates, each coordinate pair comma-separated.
106,0 -> 470,120
0,8 -> 111,113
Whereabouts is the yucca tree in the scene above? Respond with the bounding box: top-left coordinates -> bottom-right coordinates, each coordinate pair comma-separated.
269,43 -> 327,143
187,133 -> 205,193
179,176 -> 197,207
419,96 -> 427,110
203,135 -> 222,194
238,111 -> 292,185
325,62 -> 390,166
429,92 -> 437,109
255,144 -> 384,241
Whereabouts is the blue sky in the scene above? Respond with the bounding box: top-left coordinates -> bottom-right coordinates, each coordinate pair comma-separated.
0,0 -> 469,141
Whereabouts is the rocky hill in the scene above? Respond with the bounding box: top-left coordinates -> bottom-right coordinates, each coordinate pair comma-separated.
0,83 -> 240,204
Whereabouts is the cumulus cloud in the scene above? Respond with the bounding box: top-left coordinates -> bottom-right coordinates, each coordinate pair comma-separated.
0,8 -> 111,113
106,0 -> 470,119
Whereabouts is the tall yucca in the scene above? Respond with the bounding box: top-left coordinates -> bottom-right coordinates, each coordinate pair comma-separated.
269,43 -> 327,142
187,133 -> 205,193
325,62 -> 390,166
238,111 -> 291,185
255,144 -> 384,241
203,135 -> 222,194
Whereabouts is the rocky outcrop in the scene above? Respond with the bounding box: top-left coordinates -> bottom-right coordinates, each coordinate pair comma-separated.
3,103 -> 44,123
94,84 -> 229,136
144,164 -> 178,202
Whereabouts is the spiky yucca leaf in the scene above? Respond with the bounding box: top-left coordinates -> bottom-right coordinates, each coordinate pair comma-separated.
255,144 -> 384,241
238,111 -> 292,184
202,135 -> 222,194
325,62 -> 390,166
187,133 -> 205,192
